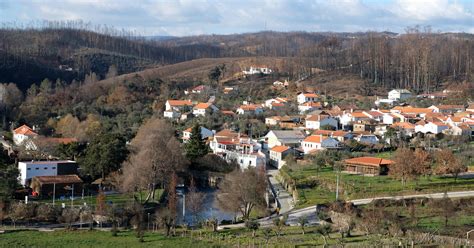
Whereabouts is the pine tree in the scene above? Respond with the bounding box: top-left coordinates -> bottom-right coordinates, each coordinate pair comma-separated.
185,124 -> 209,161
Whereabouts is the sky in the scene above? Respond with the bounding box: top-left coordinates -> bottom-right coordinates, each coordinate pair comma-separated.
0,0 -> 473,36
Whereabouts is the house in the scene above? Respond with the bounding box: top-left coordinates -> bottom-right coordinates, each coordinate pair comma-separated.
467,104 -> 474,112
264,97 -> 288,108
305,114 -> 338,130
339,111 -> 370,128
383,113 -> 402,125
362,111 -> 384,122
343,157 -> 393,176
184,85 -> 212,95
182,126 -> 214,142
192,103 -> 219,117
391,122 -> 416,137
298,102 -> 322,114
265,130 -> 306,148
30,175 -> 83,197
18,160 -> 78,186
13,125 -> 38,146
243,66 -> 272,75
236,104 -> 263,115
428,105 -> 465,114
443,124 -> 472,137
269,146 -> 293,169
375,98 -> 397,106
297,92 -> 320,104
353,121 -> 377,133
164,100 -> 194,119
390,106 -> 433,118
312,130 -> 353,142
388,89 -> 412,101
301,135 -> 340,154
355,134 -> 379,145
415,121 -> 449,134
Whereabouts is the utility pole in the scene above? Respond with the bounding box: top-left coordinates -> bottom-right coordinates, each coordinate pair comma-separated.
336,172 -> 339,201
71,184 -> 74,208
182,194 -> 186,218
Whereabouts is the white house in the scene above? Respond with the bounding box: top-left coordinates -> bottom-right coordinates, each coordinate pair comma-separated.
192,102 -> 219,117
355,134 -> 379,145
388,89 -> 412,101
182,126 -> 214,142
269,146 -> 292,169
297,93 -> 320,104
264,97 -> 288,108
13,125 -> 38,146
18,160 -> 78,186
428,105 -> 465,114
301,135 -> 340,154
243,66 -> 272,75
415,121 -> 449,134
236,104 -> 263,115
305,114 -> 338,130
298,102 -> 322,114
164,100 -> 194,119
265,130 -> 306,148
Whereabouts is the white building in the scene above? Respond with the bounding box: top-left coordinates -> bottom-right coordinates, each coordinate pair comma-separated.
305,114 -> 338,130
298,102 -> 322,114
415,121 -> 449,134
236,104 -> 264,115
301,135 -> 341,154
13,125 -> 38,146
164,100 -> 194,119
182,126 -> 214,142
243,66 -> 272,75
265,130 -> 306,148
297,93 -> 320,104
269,146 -> 292,169
192,103 -> 219,117
388,89 -> 412,101
18,160 -> 78,186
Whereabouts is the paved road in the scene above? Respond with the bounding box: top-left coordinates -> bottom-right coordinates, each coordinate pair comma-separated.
349,190 -> 474,205
266,168 -> 294,215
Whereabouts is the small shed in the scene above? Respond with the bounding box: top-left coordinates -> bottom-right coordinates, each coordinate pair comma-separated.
343,157 -> 393,176
30,175 -> 83,197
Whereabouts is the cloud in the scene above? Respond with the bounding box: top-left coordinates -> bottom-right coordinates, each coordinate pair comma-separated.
1,0 -> 473,35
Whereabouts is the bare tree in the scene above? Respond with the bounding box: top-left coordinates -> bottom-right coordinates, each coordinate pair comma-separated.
430,193 -> 458,227
390,148 -> 415,186
216,167 -> 267,221
121,118 -> 188,204
186,177 -> 204,225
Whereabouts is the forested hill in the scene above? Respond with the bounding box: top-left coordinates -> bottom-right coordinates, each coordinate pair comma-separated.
0,26 -> 473,92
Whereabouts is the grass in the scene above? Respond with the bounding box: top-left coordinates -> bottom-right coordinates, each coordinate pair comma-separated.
0,227 -> 402,247
35,189 -> 164,208
0,230 -> 207,248
284,166 -> 474,209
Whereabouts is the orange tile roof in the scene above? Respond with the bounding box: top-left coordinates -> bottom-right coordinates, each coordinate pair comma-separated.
239,104 -> 261,111
306,114 -> 329,121
303,135 -> 326,143
13,125 -> 38,136
271,103 -> 285,107
391,122 -> 415,129
302,93 -> 319,98
300,102 -> 322,107
167,100 -> 193,106
194,102 -> 212,109
344,157 -> 393,167
271,145 -> 290,153
351,112 -> 369,118
399,107 -> 433,114
313,130 -> 348,137
221,110 -> 235,115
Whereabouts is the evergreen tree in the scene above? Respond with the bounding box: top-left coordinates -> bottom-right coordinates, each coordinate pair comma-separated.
0,145 -> 18,201
79,132 -> 128,179
185,124 -> 209,161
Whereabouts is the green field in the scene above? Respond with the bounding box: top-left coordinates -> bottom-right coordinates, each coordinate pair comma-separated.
284,166 -> 474,209
0,228 -> 403,247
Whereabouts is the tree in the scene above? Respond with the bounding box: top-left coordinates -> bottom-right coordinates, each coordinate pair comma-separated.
8,202 -> 28,228
273,214 -> 288,238
0,83 -> 22,129
121,118 -> 188,204
390,148 -> 415,186
157,208 -> 175,237
298,216 -> 309,235
184,124 -> 209,161
413,148 -> 431,179
315,224 -> 332,247
186,177 -> 204,225
106,65 -> 118,79
0,146 -> 18,202
245,219 -> 260,237
430,193 -> 458,227
80,131 -> 128,179
217,167 -> 267,220
434,149 -> 467,182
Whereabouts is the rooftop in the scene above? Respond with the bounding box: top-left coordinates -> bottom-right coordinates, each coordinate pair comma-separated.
344,157 -> 393,167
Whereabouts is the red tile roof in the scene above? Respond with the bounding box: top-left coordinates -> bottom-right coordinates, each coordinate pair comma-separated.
344,157 -> 393,167
167,100 -> 193,106
306,114 -> 329,122
13,125 -> 38,136
194,102 -> 212,109
303,135 -> 326,143
271,145 -> 290,153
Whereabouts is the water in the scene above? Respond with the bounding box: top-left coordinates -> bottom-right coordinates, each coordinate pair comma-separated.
176,188 -> 235,226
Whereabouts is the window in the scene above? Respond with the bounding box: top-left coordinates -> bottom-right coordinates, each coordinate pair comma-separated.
27,168 -> 31,171
240,159 -> 243,164
44,167 -> 48,170
52,167 -> 56,169
35,168 -> 39,170
249,161 -> 252,165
